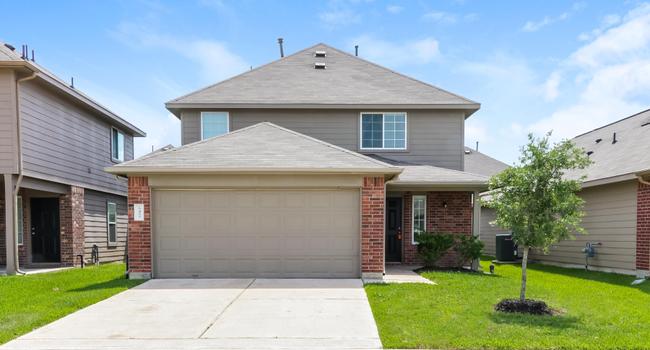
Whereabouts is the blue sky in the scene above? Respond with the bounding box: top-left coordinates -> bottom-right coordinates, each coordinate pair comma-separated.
3,0 -> 650,164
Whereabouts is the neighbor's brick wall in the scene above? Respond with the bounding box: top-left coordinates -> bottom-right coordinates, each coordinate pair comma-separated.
128,176 -> 152,275
637,182 -> 650,271
403,191 -> 473,266
361,176 -> 385,274
0,197 -> 5,265
60,186 -> 85,266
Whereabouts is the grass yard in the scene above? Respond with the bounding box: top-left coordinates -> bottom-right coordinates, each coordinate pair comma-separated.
366,258 -> 650,349
0,263 -> 143,344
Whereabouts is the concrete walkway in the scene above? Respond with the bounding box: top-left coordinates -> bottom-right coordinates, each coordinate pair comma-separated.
2,279 -> 381,350
365,265 -> 435,284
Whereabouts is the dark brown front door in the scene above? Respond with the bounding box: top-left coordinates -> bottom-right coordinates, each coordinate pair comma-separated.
31,198 -> 60,263
385,197 -> 402,262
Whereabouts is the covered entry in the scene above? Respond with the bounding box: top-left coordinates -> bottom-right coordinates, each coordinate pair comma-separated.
152,189 -> 360,278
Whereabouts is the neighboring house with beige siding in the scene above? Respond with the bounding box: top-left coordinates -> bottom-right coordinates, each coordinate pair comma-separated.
108,43 -> 488,280
0,42 -> 145,274
476,110 -> 650,277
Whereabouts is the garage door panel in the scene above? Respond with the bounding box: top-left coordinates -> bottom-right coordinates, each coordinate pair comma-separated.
153,189 -> 360,278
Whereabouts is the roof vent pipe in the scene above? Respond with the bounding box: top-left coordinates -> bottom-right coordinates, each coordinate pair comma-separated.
355,45 -> 359,56
612,132 -> 617,144
31,49 -> 35,62
277,38 -> 284,58
475,141 -> 479,151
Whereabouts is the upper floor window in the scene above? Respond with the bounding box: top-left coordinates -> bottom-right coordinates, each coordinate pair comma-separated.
360,112 -> 407,150
111,128 -> 124,162
201,112 -> 229,140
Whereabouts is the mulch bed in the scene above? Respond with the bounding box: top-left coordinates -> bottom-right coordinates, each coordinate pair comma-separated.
494,299 -> 557,315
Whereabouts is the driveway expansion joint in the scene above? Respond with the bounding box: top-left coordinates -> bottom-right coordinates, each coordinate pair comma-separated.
198,278 -> 256,339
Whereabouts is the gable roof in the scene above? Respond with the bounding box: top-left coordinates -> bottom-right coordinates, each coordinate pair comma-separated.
106,122 -> 402,175
564,108 -> 650,186
463,147 -> 509,177
166,43 -> 479,116
0,42 -> 145,137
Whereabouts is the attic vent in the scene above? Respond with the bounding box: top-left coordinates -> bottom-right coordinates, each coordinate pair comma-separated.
587,151 -> 594,156
314,62 -> 326,70
595,138 -> 602,143
314,50 -> 327,57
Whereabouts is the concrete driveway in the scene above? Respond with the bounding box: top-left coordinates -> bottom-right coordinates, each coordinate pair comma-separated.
2,279 -> 381,350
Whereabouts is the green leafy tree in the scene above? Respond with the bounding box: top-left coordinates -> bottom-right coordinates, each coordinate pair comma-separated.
483,133 -> 591,301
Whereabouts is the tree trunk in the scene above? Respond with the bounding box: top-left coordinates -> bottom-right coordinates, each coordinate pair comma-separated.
520,246 -> 530,301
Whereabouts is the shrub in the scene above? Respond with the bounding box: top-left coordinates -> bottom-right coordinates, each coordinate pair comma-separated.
454,235 -> 484,267
494,298 -> 554,315
415,232 -> 455,267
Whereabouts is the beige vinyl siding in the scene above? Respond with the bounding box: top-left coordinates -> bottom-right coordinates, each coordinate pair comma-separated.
181,109 -> 465,170
479,207 -> 508,256
19,80 -> 133,194
481,181 -> 638,274
0,69 -> 18,173
83,189 -> 127,263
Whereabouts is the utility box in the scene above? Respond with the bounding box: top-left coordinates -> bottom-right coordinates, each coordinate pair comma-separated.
496,234 -> 517,261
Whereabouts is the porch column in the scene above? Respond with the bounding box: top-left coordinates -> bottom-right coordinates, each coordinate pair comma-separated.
4,174 -> 16,275
472,191 -> 481,271
361,176 -> 385,279
60,186 -> 85,266
128,176 -> 151,279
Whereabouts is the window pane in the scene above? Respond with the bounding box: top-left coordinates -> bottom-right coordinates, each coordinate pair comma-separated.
112,129 -> 124,161
202,112 -> 229,139
361,114 -> 383,148
107,202 -> 116,224
108,224 -> 117,243
413,195 -> 426,239
383,113 -> 406,149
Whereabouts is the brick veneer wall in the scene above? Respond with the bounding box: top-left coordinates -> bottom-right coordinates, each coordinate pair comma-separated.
128,176 -> 152,277
0,198 -> 5,265
637,182 -> 650,272
361,176 -> 385,276
60,186 -> 85,266
402,191 -> 473,266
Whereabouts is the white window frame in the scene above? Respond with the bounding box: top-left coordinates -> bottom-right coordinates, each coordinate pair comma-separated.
200,111 -> 230,140
107,202 -> 117,246
359,112 -> 408,151
16,196 -> 23,246
411,195 -> 427,245
110,127 -> 125,162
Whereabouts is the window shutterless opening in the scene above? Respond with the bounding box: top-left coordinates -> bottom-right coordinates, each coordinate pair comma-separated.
107,202 -> 117,246
412,195 -> 426,244
360,112 -> 408,150
111,128 -> 125,162
200,112 -> 230,140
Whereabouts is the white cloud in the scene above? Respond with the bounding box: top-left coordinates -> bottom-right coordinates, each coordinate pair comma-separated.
386,5 -> 403,14
528,3 -> 650,140
422,11 -> 457,24
349,36 -> 440,66
543,71 -> 561,101
522,2 -> 585,32
112,22 -> 248,83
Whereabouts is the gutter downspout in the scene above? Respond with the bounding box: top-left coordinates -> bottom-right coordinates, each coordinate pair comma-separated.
12,71 -> 38,275
638,175 -> 650,186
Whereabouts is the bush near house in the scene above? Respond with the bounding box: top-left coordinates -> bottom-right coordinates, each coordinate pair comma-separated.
0,263 -> 143,344
416,232 -> 484,268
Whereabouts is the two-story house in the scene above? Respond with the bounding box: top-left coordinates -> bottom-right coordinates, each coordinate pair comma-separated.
107,43 -> 488,280
1,43 -> 145,275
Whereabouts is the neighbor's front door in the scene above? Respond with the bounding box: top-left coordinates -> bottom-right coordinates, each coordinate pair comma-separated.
31,198 -> 61,263
385,197 -> 402,262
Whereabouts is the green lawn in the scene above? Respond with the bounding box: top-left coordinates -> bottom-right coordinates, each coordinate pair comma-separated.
366,258 -> 650,349
0,263 -> 143,344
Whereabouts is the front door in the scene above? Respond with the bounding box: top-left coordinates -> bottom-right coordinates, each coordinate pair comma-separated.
385,197 -> 402,262
31,198 -> 60,263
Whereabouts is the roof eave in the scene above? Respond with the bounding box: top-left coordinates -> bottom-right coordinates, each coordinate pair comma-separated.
165,102 -> 481,119
105,166 -> 403,177
387,181 -> 488,189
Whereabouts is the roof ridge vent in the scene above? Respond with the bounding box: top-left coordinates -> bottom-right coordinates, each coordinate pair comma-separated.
314,50 -> 327,57
314,62 -> 326,70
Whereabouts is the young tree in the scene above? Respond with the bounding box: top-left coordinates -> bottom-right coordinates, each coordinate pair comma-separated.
484,133 -> 591,301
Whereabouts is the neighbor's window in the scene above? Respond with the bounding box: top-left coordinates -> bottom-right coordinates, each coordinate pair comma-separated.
107,202 -> 117,245
360,112 -> 407,150
412,195 -> 426,244
111,128 -> 125,162
201,112 -> 229,139
16,196 -> 23,245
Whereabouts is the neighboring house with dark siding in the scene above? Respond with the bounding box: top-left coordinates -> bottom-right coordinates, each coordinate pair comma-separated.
0,42 -> 145,274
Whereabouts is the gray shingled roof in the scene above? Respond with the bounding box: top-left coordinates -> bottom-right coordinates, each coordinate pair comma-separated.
564,109 -> 650,184
389,165 -> 489,187
166,43 -> 479,114
464,147 -> 509,177
106,122 -> 402,175
0,43 -> 22,61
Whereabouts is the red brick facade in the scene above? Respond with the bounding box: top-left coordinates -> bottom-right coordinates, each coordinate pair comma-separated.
637,182 -> 650,272
402,191 -> 473,266
60,186 -> 85,266
361,176 -> 385,275
127,176 -> 152,276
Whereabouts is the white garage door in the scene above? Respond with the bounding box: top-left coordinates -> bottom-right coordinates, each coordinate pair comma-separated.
152,189 -> 360,278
